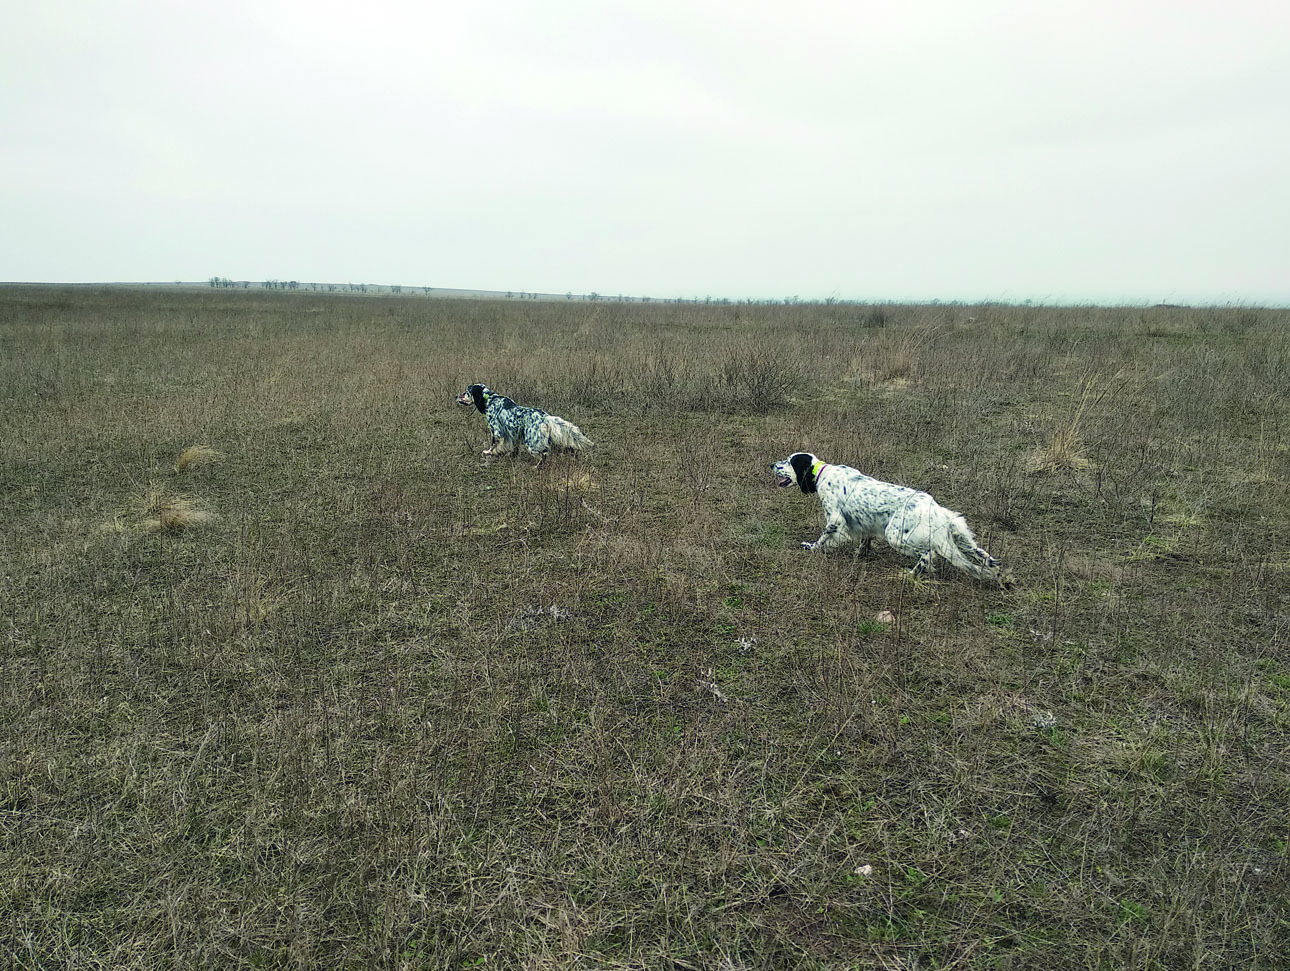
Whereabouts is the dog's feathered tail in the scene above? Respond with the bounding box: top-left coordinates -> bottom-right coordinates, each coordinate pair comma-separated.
934,515 -> 1008,585
543,415 -> 594,452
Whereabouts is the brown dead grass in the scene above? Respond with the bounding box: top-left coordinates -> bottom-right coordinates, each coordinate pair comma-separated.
140,488 -> 217,530
174,444 -> 223,473
2,287 -> 1288,970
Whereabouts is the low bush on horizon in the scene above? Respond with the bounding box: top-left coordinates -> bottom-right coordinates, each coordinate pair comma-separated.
2,287 -> 1288,969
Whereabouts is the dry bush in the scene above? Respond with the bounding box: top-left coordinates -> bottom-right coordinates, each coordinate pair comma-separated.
716,339 -> 804,413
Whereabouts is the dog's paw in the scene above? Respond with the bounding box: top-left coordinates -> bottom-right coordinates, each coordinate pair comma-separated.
801,541 -> 816,551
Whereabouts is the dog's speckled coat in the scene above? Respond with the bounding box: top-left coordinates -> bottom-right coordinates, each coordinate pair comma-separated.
772,451 -> 1006,584
456,383 -> 593,462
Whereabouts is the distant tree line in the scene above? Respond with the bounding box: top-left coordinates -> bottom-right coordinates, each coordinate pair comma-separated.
206,276 -> 888,305
208,277 -> 439,295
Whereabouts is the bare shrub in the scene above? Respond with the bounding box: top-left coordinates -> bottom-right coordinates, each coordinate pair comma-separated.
716,340 -> 803,413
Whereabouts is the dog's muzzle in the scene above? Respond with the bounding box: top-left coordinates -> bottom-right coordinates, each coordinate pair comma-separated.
454,392 -> 472,405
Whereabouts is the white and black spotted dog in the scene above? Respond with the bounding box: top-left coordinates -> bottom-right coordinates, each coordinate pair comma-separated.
772,452 -> 1008,585
456,383 -> 593,463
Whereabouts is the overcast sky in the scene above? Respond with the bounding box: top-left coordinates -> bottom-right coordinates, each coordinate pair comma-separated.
3,0 -> 1288,304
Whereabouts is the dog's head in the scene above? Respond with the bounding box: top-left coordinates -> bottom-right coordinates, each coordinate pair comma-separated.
773,452 -> 822,494
455,384 -> 490,413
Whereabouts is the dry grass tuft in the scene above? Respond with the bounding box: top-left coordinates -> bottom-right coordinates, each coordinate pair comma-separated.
1030,424 -> 1090,473
546,467 -> 598,493
140,488 -> 217,530
1029,369 -> 1125,473
174,444 -> 223,473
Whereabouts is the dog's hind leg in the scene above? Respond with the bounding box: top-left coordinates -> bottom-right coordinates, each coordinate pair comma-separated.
523,424 -> 552,464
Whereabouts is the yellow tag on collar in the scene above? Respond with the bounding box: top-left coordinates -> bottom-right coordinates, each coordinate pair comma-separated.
811,460 -> 826,479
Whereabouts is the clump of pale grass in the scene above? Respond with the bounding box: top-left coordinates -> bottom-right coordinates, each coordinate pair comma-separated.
1029,370 -> 1126,473
868,318 -> 947,384
174,445 -> 223,473
1031,424 -> 1091,473
545,468 -> 597,493
140,488 -> 217,530
97,516 -> 128,535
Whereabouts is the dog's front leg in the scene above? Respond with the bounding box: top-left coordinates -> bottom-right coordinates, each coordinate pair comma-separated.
910,551 -> 939,576
804,518 -> 847,552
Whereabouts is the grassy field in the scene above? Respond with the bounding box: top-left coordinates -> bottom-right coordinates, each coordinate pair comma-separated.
2,286 -> 1288,969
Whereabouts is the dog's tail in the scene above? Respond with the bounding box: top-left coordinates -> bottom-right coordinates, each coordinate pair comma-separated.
935,515 -> 1007,585
543,415 -> 594,452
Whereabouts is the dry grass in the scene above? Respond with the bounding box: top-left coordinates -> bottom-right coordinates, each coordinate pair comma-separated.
174,444 -> 223,473
1029,370 -> 1126,473
2,287 -> 1289,970
138,486 -> 218,530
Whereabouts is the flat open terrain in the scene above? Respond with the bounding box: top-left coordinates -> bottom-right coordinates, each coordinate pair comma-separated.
2,287 -> 1288,969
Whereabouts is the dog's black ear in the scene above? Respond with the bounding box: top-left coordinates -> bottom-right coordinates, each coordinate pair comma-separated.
789,452 -> 818,494
468,384 -> 488,413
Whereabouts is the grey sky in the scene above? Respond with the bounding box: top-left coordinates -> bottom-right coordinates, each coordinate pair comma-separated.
3,0 -> 1288,304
